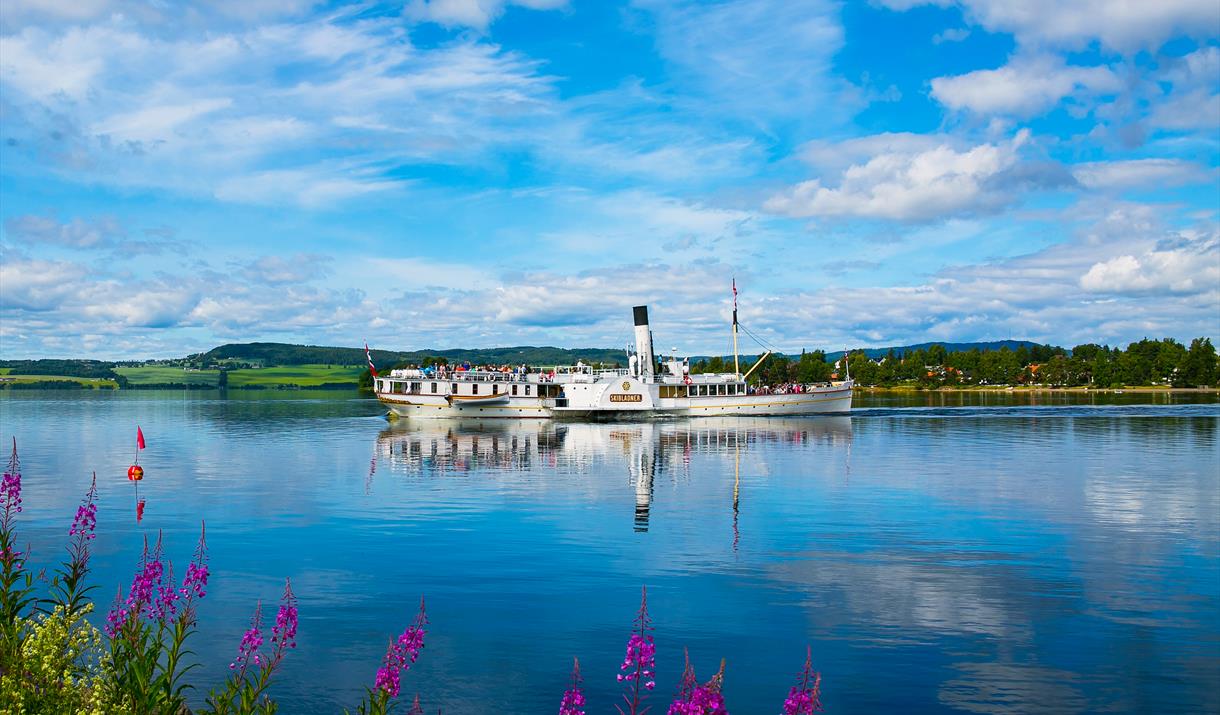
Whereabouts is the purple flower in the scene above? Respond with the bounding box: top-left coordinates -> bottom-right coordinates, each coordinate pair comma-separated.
2,438 -> 22,526
69,503 -> 97,539
154,563 -> 180,620
374,597 -> 427,699
104,588 -> 126,639
618,587 -> 656,715
272,578 -> 298,651
180,525 -> 209,602
618,634 -> 656,689
668,651 -> 727,715
181,561 -> 209,600
68,474 -> 98,540
231,602 -> 264,672
782,647 -> 822,715
126,556 -> 164,617
559,657 -> 585,715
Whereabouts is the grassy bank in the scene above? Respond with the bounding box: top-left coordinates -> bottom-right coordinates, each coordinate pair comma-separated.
225,364 -> 362,388
115,366 -> 220,387
111,364 -> 362,390
0,374 -> 119,389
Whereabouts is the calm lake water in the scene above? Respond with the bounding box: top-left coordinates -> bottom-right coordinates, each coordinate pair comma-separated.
1,391 -> 1217,713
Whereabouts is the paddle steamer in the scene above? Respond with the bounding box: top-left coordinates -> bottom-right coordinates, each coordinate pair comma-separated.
373,303 -> 852,419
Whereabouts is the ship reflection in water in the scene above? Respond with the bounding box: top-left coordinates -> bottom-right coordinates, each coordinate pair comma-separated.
374,416 -> 852,532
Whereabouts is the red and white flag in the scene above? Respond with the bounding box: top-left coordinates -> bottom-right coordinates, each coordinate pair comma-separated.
136,426 -> 146,450
365,342 -> 378,378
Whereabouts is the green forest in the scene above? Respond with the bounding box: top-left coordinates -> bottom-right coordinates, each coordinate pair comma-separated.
692,337 -> 1219,389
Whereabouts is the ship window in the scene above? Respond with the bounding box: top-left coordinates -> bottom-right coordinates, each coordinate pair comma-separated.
431,382 -> 437,393
678,386 -> 688,397
728,384 -> 737,395
472,384 -> 478,394
718,384 -> 726,396
525,385 -> 531,396
512,385 -> 518,395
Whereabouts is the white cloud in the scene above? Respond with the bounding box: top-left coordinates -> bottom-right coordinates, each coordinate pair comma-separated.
213,167 -> 403,208
3,214 -> 125,248
932,27 -> 970,44
0,256 -> 87,311
765,130 -> 1039,222
635,0 -> 857,127
931,55 -> 1121,117
1080,228 -> 1219,294
1073,159 -> 1210,190
1149,89 -> 1220,132
880,0 -> 1220,52
92,98 -> 233,143
403,0 -> 566,30
240,254 -> 333,285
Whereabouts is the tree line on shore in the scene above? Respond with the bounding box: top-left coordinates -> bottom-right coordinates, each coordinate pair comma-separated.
692,337 -> 1219,388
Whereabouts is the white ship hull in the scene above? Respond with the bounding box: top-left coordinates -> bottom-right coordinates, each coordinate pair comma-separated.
377,376 -> 851,419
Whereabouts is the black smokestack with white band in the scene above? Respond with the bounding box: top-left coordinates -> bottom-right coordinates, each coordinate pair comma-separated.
633,305 -> 655,381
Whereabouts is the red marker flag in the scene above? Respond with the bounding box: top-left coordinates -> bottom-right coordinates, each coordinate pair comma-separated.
365,342 -> 378,378
136,426 -> 146,450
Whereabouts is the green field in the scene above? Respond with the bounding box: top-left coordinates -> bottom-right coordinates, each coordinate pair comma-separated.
226,364 -> 363,387
0,374 -> 119,388
115,366 -> 220,387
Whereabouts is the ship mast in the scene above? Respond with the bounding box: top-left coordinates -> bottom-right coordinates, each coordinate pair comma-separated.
732,278 -> 740,379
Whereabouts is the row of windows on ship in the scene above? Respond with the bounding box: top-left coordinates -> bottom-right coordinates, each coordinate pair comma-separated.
380,380 -> 749,398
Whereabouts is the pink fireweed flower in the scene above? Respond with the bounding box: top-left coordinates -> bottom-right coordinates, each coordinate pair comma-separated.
618,634 -> 656,688
271,578 -> 298,651
180,524 -> 209,602
104,587 -> 126,639
153,562 -> 180,620
782,647 -> 822,715
231,602 -> 264,671
68,474 -> 98,540
559,657 -> 586,715
618,586 -> 656,715
2,438 -> 22,527
374,597 -> 427,698
126,556 -> 163,616
668,651 -> 727,715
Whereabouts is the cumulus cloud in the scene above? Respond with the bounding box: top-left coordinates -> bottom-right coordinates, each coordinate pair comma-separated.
764,130 -> 1046,222
931,55 -> 1122,117
879,0 -> 1220,52
1079,228 -> 1219,294
4,214 -> 125,248
240,254 -> 333,284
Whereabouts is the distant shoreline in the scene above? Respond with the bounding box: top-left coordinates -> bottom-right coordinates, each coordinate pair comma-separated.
854,385 -> 1220,394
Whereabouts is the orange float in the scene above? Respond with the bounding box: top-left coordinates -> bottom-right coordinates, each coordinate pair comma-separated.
127,464 -> 144,481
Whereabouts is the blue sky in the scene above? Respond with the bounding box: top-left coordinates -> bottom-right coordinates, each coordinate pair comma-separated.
1,0 -> 1217,359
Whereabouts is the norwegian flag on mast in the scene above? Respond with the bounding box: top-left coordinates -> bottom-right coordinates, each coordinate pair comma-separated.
365,342 -> 378,378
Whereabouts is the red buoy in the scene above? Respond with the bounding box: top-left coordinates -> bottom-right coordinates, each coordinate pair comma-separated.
127,464 -> 144,481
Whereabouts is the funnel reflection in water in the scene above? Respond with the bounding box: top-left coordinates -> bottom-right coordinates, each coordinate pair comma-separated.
373,416 -> 853,531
